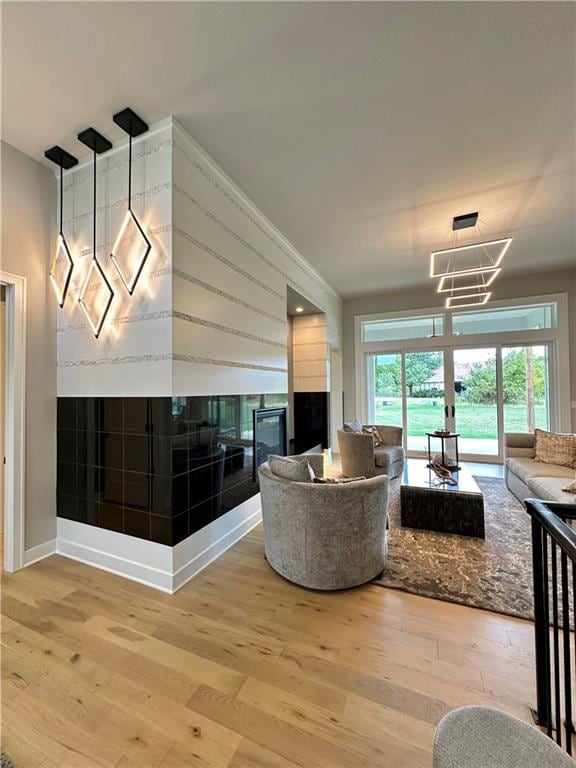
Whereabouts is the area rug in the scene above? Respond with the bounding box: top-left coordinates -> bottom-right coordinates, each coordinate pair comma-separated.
373,476 -> 536,621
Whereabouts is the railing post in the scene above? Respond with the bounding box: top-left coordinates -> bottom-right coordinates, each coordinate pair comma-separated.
530,508 -> 551,728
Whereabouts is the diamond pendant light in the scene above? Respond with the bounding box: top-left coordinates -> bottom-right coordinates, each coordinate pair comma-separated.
44,146 -> 78,308
110,108 -> 151,295
77,128 -> 114,339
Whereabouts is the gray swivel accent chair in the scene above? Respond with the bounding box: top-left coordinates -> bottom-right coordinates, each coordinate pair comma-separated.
338,425 -> 405,480
434,706 -> 575,768
258,456 -> 389,590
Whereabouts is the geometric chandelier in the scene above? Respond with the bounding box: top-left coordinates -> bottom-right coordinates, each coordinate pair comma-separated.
110,108 -> 151,295
44,145 -> 78,308
77,127 -> 114,339
430,212 -> 512,309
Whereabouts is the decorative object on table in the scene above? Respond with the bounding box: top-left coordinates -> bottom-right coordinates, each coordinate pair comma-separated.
428,460 -> 458,486
426,431 -> 460,470
77,127 -> 114,338
44,145 -> 78,308
338,424 -> 404,479
110,107 -> 151,295
259,458 -> 388,590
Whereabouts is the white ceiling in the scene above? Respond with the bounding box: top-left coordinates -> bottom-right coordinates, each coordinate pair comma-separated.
2,2 -> 575,297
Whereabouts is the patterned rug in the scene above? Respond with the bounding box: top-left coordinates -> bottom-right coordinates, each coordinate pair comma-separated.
373,476 -> 535,620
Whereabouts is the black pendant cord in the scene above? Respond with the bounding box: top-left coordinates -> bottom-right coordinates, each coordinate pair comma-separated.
93,149 -> 97,263
128,130 -> 132,213
59,164 -> 64,237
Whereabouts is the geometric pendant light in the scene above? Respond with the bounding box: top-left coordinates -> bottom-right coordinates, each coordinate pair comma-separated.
44,145 -> 78,308
77,128 -> 114,339
437,266 -> 501,293
430,237 -> 513,279
110,108 -> 151,295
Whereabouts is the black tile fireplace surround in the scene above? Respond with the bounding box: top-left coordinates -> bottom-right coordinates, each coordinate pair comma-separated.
57,394 -> 287,546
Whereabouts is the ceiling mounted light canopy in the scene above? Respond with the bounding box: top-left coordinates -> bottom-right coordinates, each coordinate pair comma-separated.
437,267 -> 501,293
77,127 -> 114,339
110,108 -> 151,296
430,237 -> 512,279
44,145 -> 78,308
445,291 -> 491,309
452,211 -> 478,230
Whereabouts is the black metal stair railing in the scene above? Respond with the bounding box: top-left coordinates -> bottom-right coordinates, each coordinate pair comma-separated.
525,498 -> 576,754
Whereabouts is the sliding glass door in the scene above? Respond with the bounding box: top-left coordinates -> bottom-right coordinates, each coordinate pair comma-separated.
404,351 -> 446,453
366,342 -> 553,462
368,353 -> 404,430
452,348 -> 499,458
502,345 -> 550,433
367,349 -> 448,453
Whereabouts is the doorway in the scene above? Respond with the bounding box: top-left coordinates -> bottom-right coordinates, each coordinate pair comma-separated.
366,343 -> 553,463
0,272 -> 26,571
0,286 -> 5,562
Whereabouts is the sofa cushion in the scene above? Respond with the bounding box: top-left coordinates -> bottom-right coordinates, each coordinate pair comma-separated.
269,455 -> 315,483
563,478 -> 576,494
375,445 -> 404,468
528,476 -> 576,504
362,425 -> 383,447
343,420 -> 363,433
507,456 -> 576,484
535,429 -> 576,468
313,476 -> 366,484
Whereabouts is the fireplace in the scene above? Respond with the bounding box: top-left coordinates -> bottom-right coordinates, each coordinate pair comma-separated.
253,407 -> 288,480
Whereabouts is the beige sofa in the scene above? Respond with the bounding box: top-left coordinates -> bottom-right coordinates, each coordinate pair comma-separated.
505,432 -> 576,504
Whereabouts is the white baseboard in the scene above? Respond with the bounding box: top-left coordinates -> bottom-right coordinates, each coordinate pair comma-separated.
55,493 -> 263,594
24,538 -> 57,566
57,518 -> 174,592
173,494 -> 262,592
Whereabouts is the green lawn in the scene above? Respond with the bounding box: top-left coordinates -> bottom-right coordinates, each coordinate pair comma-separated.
374,399 -> 547,439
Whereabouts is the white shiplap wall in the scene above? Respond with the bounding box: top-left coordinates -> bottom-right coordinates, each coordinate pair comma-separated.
292,314 -> 330,393
57,118 -> 343,402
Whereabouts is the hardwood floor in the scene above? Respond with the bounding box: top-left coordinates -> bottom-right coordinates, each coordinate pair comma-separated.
1,525 -> 537,767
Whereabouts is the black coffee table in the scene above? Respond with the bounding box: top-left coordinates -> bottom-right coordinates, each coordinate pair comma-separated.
400,460 -> 485,538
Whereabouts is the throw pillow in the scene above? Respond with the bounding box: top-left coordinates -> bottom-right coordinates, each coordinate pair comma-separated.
362,425 -> 384,447
343,420 -> 363,433
535,429 -> 576,468
269,454 -> 315,483
563,479 -> 576,494
313,476 -> 366,484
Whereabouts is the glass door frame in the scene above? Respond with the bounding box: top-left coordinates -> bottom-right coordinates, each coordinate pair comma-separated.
364,340 -> 556,464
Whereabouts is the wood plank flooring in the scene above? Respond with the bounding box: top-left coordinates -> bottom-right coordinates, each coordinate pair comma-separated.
1,525 -> 537,767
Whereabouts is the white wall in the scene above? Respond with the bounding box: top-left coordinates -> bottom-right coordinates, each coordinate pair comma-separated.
1,141 -> 57,549
171,120 -> 342,397
292,314 -> 330,393
56,120 -> 173,396
343,267 -> 576,431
